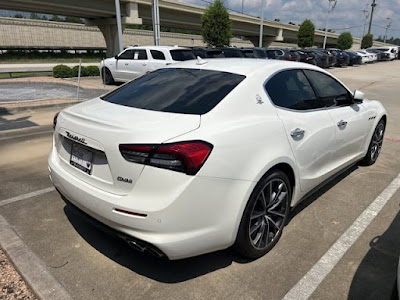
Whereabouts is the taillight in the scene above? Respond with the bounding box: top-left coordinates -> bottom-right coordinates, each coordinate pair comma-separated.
119,141 -> 213,175
53,112 -> 59,129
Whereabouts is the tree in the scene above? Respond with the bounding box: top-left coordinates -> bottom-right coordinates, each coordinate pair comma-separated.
64,16 -> 84,24
50,15 -> 62,22
201,0 -> 232,47
13,14 -> 24,18
298,19 -> 315,48
337,32 -> 353,50
361,33 -> 373,49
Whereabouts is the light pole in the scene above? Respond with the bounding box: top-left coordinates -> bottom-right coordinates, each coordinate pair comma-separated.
259,0 -> 265,47
152,0 -> 160,46
114,0 -> 123,53
323,0 -> 337,49
360,8 -> 370,48
241,0 -> 244,14
383,17 -> 392,43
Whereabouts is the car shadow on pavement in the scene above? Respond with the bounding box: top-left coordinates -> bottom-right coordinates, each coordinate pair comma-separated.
0,113 -> 38,131
63,202 -> 251,283
348,211 -> 400,300
287,164 -> 359,223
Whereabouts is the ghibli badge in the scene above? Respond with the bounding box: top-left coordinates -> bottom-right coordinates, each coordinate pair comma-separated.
117,176 -> 133,184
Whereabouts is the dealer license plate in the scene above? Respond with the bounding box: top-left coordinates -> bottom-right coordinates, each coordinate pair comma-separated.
70,144 -> 93,175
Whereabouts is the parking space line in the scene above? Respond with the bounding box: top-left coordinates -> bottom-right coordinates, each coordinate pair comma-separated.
0,187 -> 55,207
282,172 -> 400,300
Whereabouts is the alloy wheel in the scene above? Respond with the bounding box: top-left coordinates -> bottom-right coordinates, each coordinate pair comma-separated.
249,178 -> 288,250
370,122 -> 385,162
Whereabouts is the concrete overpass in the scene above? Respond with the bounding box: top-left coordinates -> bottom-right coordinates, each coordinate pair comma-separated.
0,0 -> 390,56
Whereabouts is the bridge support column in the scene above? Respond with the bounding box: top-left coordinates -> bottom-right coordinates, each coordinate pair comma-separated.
86,2 -> 142,57
98,23 -> 125,57
247,29 -> 284,48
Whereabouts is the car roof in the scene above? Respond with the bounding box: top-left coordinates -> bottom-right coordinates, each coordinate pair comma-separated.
167,58 -> 321,77
125,45 -> 190,51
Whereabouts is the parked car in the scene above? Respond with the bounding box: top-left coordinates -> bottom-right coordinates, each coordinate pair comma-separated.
264,48 -> 295,61
288,49 -> 301,62
374,47 -> 398,60
191,47 -> 224,59
217,47 -> 245,58
367,48 -> 390,61
238,47 -> 266,58
319,49 -> 337,67
100,46 -> 195,84
294,49 -> 316,64
303,49 -> 330,68
356,51 -> 374,64
328,49 -> 350,67
50,59 -> 386,260
345,51 -> 362,66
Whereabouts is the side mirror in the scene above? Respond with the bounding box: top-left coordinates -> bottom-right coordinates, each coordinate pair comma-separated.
114,54 -> 119,60
353,90 -> 365,103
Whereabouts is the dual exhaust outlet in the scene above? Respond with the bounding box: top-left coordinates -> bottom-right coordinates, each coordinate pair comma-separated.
127,240 -> 165,258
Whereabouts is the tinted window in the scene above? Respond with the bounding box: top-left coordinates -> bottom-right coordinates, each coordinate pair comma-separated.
134,50 -> 147,60
255,49 -> 266,58
303,70 -> 351,107
265,50 -> 276,59
118,50 -> 134,59
192,49 -> 205,58
206,51 -> 224,58
170,50 -> 195,61
222,49 -> 244,58
150,50 -> 165,60
265,70 -> 319,110
102,68 -> 246,115
241,50 -> 256,58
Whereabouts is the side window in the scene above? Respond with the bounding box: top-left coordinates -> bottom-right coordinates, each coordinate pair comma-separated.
134,50 -> 148,60
265,70 -> 319,110
118,50 -> 134,60
150,50 -> 165,60
304,70 -> 351,107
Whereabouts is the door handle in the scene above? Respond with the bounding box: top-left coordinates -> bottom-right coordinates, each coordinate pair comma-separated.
142,63 -> 147,66
290,128 -> 305,138
125,63 -> 129,66
337,120 -> 347,127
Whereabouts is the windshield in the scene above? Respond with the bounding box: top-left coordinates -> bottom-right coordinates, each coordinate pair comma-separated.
101,68 -> 246,115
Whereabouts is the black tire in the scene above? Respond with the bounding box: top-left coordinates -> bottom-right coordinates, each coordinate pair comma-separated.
360,119 -> 386,166
234,169 -> 291,259
102,68 -> 115,85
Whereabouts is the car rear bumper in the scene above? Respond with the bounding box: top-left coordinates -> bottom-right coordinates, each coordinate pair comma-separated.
48,148 -> 255,260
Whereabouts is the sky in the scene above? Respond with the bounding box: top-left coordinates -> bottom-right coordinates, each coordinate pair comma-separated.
178,0 -> 400,39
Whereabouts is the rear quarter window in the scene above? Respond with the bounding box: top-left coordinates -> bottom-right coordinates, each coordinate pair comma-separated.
170,50 -> 195,61
102,68 -> 246,115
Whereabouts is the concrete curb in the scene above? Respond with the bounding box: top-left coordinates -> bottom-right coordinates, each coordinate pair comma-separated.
0,100 -> 82,115
0,214 -> 73,300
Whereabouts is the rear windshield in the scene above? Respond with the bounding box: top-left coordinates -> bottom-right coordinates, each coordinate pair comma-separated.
101,68 -> 246,115
170,50 -> 196,61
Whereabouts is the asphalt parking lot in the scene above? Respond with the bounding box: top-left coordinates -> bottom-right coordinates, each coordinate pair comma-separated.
0,61 -> 399,300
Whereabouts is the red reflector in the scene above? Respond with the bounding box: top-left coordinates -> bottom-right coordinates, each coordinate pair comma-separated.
114,208 -> 147,217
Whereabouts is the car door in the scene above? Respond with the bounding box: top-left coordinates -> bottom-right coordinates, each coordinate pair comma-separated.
265,69 -> 336,193
124,49 -> 149,79
149,49 -> 168,71
115,49 -> 135,81
304,70 -> 370,168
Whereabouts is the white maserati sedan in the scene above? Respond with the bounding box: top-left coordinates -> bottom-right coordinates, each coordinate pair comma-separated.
49,59 -> 386,260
